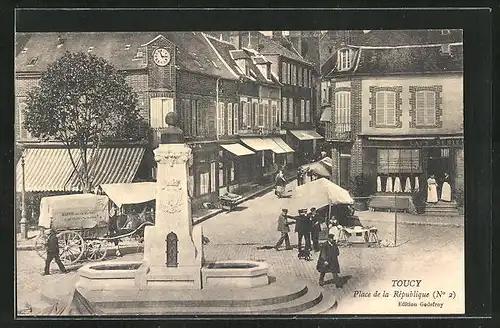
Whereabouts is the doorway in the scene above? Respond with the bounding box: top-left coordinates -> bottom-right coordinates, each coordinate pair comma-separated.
426,148 -> 452,195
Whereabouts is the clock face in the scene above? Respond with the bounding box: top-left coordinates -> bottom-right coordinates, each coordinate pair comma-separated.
153,47 -> 171,66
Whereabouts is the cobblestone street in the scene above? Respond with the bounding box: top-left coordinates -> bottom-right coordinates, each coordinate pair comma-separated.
16,181 -> 464,315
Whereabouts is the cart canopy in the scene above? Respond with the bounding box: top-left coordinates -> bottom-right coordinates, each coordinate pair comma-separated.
38,194 -> 109,230
100,182 -> 156,208
284,178 -> 354,214
301,157 -> 332,177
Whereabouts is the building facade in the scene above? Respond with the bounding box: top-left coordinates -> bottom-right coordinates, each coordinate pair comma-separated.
321,31 -> 464,196
15,32 -> 298,210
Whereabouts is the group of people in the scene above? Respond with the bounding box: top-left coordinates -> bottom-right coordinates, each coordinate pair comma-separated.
275,208 -> 341,287
426,173 -> 452,204
296,167 -> 318,186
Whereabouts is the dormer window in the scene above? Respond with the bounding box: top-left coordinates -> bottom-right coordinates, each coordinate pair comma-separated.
441,29 -> 451,35
338,49 -> 353,71
21,47 -> 28,54
440,44 -> 451,55
88,46 -> 94,53
27,57 -> 38,66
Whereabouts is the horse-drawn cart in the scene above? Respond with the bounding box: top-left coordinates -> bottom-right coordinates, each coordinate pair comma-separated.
34,193 -> 154,266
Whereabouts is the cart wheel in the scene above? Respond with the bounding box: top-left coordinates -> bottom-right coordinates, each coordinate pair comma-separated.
86,240 -> 108,261
34,231 -> 47,260
57,231 -> 85,265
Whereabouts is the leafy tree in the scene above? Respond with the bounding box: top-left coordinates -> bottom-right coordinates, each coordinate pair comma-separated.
23,51 -> 145,192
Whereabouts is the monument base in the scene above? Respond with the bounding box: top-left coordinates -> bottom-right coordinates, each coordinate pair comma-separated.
142,265 -> 202,289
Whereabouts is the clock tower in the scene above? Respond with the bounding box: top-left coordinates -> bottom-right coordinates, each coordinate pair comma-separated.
145,35 -> 176,91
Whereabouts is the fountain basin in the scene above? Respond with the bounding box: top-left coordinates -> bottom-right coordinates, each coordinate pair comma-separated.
201,260 -> 269,288
77,260 -> 269,291
77,261 -> 141,291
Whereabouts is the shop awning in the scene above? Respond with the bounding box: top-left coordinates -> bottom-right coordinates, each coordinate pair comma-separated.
16,146 -> 146,192
289,130 -> 324,141
320,107 -> 332,122
241,138 -> 274,151
271,137 -> 295,153
16,148 -> 81,192
221,144 -> 255,156
100,182 -> 156,207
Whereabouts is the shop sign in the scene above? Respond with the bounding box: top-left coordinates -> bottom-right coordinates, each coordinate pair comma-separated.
365,138 -> 463,148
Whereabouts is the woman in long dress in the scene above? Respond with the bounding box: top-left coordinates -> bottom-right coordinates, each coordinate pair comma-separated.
426,175 -> 438,204
440,172 -> 452,202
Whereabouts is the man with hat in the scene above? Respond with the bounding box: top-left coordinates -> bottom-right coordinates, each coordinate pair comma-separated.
274,208 -> 294,251
309,207 -> 322,252
43,228 -> 67,275
293,209 -> 312,252
316,234 -> 341,287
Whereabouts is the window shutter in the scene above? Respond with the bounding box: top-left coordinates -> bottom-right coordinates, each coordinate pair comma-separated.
258,103 -> 264,126
300,100 -> 305,122
415,91 -> 426,126
425,91 -> 436,125
234,103 -> 239,133
282,98 -> 287,122
306,100 -> 310,122
227,104 -> 233,135
386,92 -> 396,125
375,92 -> 386,125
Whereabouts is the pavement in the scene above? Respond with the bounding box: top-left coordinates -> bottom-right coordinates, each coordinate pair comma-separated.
16,177 -> 463,251
16,178 -> 464,315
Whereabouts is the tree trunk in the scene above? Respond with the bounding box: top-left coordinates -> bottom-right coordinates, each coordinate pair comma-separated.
80,146 -> 91,193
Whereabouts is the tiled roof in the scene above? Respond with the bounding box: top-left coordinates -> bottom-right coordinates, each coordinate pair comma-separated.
229,49 -> 250,60
348,29 -> 463,47
257,33 -> 312,65
15,33 -> 31,56
205,35 -> 277,85
15,32 -> 236,79
325,43 -> 463,77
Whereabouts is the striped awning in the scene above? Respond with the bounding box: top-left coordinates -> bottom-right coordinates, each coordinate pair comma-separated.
289,130 -> 324,141
241,138 -> 274,151
271,137 -> 295,153
16,147 -> 145,192
221,144 -> 255,156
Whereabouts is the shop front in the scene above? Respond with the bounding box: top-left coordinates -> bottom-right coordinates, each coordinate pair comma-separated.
288,130 -> 324,165
219,143 -> 256,194
361,136 -> 464,196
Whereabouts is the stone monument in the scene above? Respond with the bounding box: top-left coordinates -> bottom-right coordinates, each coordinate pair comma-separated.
140,112 -> 203,289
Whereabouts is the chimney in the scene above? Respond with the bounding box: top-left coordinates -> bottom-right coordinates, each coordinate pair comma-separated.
57,35 -> 65,48
289,31 -> 302,57
229,31 -> 242,49
271,31 -> 282,39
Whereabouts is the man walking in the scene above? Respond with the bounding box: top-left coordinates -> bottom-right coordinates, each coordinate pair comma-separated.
316,234 -> 341,287
43,228 -> 67,275
296,167 -> 304,186
274,209 -> 293,251
294,209 -> 312,252
309,207 -> 322,252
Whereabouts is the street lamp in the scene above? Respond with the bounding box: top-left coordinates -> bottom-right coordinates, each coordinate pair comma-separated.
20,151 -> 27,240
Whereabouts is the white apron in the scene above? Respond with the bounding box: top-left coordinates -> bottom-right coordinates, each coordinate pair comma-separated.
393,177 -> 402,193
404,177 -> 412,193
376,176 -> 382,192
385,176 -> 393,193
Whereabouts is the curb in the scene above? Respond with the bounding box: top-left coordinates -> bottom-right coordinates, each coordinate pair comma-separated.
361,218 -> 464,228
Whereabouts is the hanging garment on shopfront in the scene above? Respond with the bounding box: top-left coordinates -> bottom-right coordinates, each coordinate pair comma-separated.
385,176 -> 393,193
393,177 -> 402,193
376,176 -> 382,192
414,176 -> 420,192
404,177 -> 412,193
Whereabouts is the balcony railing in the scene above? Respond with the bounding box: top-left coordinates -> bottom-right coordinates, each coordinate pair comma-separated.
238,127 -> 285,137
325,123 -> 352,141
